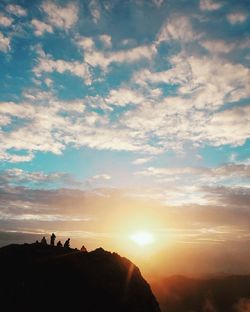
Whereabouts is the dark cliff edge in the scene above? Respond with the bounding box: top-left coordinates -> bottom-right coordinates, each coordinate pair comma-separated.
0,243 -> 160,312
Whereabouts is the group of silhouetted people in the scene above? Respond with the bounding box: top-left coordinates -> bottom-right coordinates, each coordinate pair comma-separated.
40,233 -> 71,248
37,233 -> 87,252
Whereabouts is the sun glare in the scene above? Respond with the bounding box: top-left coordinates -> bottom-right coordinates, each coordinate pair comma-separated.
130,231 -> 154,246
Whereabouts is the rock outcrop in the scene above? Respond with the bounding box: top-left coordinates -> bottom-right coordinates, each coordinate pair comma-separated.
0,243 -> 160,312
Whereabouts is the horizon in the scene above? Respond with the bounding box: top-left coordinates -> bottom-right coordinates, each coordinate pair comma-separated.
0,0 -> 250,281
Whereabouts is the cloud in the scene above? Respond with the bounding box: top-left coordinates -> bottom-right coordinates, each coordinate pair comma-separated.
136,163 -> 250,180
76,36 -> 157,70
135,54 -> 250,107
6,4 -> 27,17
152,0 -> 164,8
41,1 -> 78,30
157,16 -> 199,43
106,88 -> 145,106
86,44 -> 156,69
0,88 -> 161,162
201,40 -> 235,54
1,153 -> 34,163
89,0 -> 101,24
31,19 -> 53,36
44,78 -> 53,87
200,0 -> 223,11
1,168 -> 75,187
206,185 -> 250,206
205,104 -> 250,146
99,34 -> 112,48
76,36 -> 95,51
0,32 -> 10,52
132,157 -> 152,165
91,174 -> 111,180
227,13 -> 248,25
33,48 -> 92,85
0,14 -> 13,27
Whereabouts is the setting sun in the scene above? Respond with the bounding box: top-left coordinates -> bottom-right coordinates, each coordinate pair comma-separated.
130,231 -> 154,246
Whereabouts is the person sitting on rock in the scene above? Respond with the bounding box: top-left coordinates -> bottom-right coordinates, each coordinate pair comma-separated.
50,233 -> 56,246
41,236 -> 47,245
57,240 -> 62,247
64,238 -> 70,248
80,245 -> 87,252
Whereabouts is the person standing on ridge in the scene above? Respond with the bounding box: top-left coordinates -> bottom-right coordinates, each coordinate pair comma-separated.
50,233 -> 56,246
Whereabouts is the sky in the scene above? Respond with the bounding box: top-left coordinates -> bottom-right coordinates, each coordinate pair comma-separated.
0,0 -> 250,277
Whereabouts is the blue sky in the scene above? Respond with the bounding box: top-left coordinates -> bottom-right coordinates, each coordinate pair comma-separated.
0,0 -> 250,274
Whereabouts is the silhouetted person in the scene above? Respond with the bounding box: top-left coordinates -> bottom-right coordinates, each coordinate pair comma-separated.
64,238 -> 70,248
57,240 -> 62,247
50,233 -> 56,246
41,236 -> 47,245
81,245 -> 87,252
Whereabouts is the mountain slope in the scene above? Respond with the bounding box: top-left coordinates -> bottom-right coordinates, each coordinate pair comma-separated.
152,274 -> 250,312
0,243 -> 160,312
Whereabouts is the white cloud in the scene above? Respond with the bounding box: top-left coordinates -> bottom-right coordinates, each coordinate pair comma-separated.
0,151 -> 34,163
76,36 -> 95,51
44,78 -> 53,87
132,157 -> 152,165
0,88 -> 162,163
134,54 -> 250,109
137,164 -> 250,179
128,53 -> 250,150
106,88 -> 145,106
6,4 -> 27,17
201,40 -> 235,54
204,104 -> 250,146
92,174 -> 111,180
0,32 -> 10,52
200,0 -> 223,11
41,1 -> 78,30
227,13 -> 248,25
0,14 -> 13,27
33,49 -> 92,85
99,34 -> 112,48
84,44 -> 157,70
75,35 -> 156,70
31,19 -> 53,36
157,16 -> 199,43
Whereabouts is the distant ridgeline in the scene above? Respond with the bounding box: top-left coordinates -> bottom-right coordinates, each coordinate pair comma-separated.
0,243 -> 160,312
152,275 -> 250,312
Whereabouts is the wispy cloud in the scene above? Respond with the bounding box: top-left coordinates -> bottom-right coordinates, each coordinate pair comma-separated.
227,12 -> 248,25
0,32 -> 10,52
6,4 -> 27,17
31,19 -> 53,36
0,14 -> 13,27
41,1 -> 78,30
199,0 -> 223,11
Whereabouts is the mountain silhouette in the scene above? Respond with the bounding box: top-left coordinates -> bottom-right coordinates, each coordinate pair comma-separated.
0,243 -> 160,312
152,274 -> 250,312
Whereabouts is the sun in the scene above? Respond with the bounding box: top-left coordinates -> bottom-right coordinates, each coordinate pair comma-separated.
130,231 -> 154,246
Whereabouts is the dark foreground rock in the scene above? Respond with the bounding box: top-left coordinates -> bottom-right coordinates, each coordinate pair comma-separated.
0,243 -> 160,312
